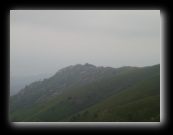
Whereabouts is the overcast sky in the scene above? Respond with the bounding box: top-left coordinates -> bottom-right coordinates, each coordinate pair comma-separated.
10,10 -> 160,77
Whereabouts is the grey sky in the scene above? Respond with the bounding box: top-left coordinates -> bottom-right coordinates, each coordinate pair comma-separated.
10,10 -> 160,77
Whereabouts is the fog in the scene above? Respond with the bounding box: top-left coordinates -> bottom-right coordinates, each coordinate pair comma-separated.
10,10 -> 160,77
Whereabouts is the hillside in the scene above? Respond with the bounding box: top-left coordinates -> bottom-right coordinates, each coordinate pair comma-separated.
9,63 -> 160,122
62,74 -> 160,122
10,73 -> 52,96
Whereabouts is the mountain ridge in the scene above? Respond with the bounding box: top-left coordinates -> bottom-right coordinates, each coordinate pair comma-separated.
9,63 -> 160,122
12,63 -> 137,102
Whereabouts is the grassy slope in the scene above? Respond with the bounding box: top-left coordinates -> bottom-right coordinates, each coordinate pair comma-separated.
10,65 -> 160,122
62,74 -> 160,122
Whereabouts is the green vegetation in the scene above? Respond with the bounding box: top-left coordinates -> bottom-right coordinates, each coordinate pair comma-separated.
9,64 -> 160,122
63,75 -> 160,122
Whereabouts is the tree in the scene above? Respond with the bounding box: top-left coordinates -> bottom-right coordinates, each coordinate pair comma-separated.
94,112 -> 98,118
67,96 -> 72,100
128,112 -> 133,121
83,110 -> 89,117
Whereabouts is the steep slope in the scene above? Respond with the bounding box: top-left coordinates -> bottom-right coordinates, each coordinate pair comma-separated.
9,64 -> 160,122
10,63 -> 136,111
10,73 -> 52,96
62,74 -> 160,122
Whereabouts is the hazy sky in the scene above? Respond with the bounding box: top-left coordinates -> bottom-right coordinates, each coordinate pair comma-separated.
10,10 -> 160,77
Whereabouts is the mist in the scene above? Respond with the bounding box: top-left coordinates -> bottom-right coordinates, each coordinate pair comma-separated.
10,10 -> 160,77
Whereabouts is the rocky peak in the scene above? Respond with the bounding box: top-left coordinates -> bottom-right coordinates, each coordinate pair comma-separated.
84,63 -> 96,67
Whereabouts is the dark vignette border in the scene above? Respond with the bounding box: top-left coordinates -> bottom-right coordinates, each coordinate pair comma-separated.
2,3 -> 170,133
